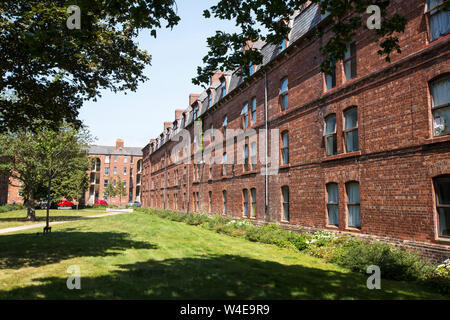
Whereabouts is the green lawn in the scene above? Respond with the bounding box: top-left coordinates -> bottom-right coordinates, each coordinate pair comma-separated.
0,208 -> 106,229
0,211 -> 446,299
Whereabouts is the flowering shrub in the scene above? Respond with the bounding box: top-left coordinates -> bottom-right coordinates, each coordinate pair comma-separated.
426,259 -> 450,294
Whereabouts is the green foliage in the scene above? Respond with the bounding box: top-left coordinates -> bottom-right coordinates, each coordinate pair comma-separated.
194,0 -> 408,85
0,0 -> 180,132
425,259 -> 450,294
0,204 -> 25,213
331,238 -> 433,281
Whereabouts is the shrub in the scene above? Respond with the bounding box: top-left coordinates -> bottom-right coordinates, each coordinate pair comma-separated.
333,239 -> 433,281
425,259 -> 450,294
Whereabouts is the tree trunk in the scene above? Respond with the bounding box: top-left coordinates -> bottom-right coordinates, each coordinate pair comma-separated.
26,196 -> 36,221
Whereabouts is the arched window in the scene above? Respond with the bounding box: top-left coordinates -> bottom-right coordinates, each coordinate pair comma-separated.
326,183 -> 339,226
430,75 -> 450,137
434,175 -> 450,237
280,78 -> 289,111
281,186 -> 290,221
344,107 -> 359,152
324,114 -> 337,156
346,182 -> 361,228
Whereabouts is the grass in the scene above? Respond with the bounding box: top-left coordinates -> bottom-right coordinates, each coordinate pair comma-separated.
0,210 -> 447,299
0,208 -> 106,229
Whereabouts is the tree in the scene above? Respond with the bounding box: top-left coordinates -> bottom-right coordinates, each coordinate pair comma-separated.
115,177 -> 128,207
193,0 -> 444,85
51,166 -> 90,210
0,122 -> 92,221
0,0 -> 180,133
104,181 -> 117,204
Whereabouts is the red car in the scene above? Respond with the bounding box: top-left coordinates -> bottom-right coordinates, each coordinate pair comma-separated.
58,200 -> 74,207
94,200 -> 108,206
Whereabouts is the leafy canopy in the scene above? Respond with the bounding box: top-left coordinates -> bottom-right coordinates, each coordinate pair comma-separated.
193,0 -> 413,85
0,0 -> 180,132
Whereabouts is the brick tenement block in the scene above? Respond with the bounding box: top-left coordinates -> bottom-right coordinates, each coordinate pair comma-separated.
141,0 -> 450,262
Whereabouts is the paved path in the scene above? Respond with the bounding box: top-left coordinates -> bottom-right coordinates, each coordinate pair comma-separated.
0,212 -> 125,235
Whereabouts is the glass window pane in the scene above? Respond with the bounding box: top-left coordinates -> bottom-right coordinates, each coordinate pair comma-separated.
325,115 -> 336,134
345,129 -> 359,152
281,78 -> 288,92
346,182 -> 360,204
435,176 -> 450,205
431,76 -> 450,108
438,208 -> 450,236
344,108 -> 358,129
348,205 -> 361,228
327,204 -> 339,226
282,187 -> 289,202
327,183 -> 338,204
282,93 -> 289,110
428,0 -> 450,41
433,107 -> 450,136
282,132 -> 289,147
326,135 -> 337,156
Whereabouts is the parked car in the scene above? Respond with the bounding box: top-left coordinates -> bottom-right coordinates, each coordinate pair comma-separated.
94,200 -> 108,206
38,200 -> 58,209
127,201 -> 141,207
58,200 -> 74,207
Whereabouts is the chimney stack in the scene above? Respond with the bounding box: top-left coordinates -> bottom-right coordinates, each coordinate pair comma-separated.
116,138 -> 124,150
175,109 -> 184,119
210,71 -> 224,86
164,122 -> 172,130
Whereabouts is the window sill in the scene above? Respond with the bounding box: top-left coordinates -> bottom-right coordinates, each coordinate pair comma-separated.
424,135 -> 450,145
435,236 -> 450,244
240,170 -> 259,176
345,227 -> 362,233
326,224 -> 339,229
279,164 -> 291,169
322,150 -> 361,162
280,220 -> 290,224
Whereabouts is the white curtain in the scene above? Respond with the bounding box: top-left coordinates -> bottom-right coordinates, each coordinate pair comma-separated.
347,182 -> 361,228
327,183 -> 339,225
431,77 -> 450,107
428,0 -> 450,41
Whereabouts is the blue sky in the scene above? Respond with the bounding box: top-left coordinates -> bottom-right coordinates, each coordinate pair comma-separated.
79,0 -> 239,148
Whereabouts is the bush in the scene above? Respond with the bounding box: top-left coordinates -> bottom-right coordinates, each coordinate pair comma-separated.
425,259 -> 450,294
333,239 -> 433,281
0,204 -> 25,213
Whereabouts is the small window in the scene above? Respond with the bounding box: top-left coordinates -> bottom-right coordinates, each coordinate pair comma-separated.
325,114 -> 337,156
434,175 -> 450,237
242,103 -> 249,129
282,186 -> 290,221
124,168 -> 127,176
209,158 -> 213,179
223,116 -> 228,138
430,75 -> 450,137
278,39 -> 287,54
114,155 -> 118,162
105,155 -> 110,164
130,156 -> 134,164
223,190 -> 227,214
280,78 -> 289,111
251,97 -> 257,124
251,142 -> 257,170
281,131 -> 289,165
220,80 -> 226,98
244,144 -> 249,171
104,179 -> 109,188
426,0 -> 450,41
209,191 -> 213,213
325,60 -> 336,90
113,167 -> 117,175
193,103 -> 199,121
124,156 -> 128,163
222,153 -> 227,176
326,183 -> 339,226
243,189 -> 249,217
249,63 -> 255,76
346,182 -> 361,228
344,107 -> 359,152
104,167 -> 110,176
208,91 -> 212,108
344,42 -> 357,81
251,188 -> 256,218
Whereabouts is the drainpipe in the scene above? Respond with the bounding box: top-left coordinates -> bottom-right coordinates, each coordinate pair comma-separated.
164,149 -> 167,210
264,71 -> 269,222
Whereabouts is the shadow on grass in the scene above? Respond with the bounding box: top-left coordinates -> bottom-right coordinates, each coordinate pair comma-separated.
0,254 -> 440,300
0,216 -> 87,223
0,231 -> 157,269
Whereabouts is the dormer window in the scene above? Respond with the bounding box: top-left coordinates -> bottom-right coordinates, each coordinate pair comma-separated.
173,121 -> 178,133
182,114 -> 186,128
193,103 -> 199,121
208,91 -> 212,109
220,79 -> 226,99
249,63 -> 255,76
278,39 -> 287,54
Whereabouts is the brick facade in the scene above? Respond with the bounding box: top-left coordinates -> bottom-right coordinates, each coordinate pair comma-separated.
142,1 -> 450,261
85,139 -> 143,206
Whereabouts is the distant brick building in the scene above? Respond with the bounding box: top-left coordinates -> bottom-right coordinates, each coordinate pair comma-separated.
142,0 -> 450,261
85,139 -> 143,206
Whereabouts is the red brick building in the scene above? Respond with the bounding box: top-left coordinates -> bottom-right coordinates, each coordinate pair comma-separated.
85,139 -> 143,206
142,0 -> 450,261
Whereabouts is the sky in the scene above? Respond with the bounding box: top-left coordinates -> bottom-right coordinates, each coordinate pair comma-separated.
78,0 -> 239,149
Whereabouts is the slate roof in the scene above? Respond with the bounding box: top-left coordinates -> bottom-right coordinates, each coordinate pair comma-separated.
88,145 -> 143,156
150,3 -> 321,152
